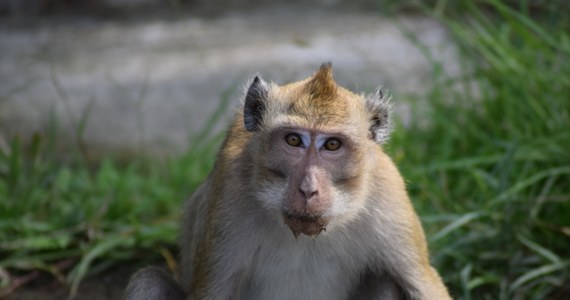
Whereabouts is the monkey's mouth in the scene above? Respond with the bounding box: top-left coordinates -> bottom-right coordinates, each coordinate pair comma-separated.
283,212 -> 329,238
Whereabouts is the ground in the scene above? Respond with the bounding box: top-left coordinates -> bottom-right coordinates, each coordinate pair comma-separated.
5,265 -> 136,300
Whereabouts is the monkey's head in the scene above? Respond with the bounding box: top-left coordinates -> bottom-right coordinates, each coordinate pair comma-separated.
243,63 -> 391,238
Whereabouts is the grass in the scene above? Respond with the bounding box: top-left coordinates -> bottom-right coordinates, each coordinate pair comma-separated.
388,0 -> 570,298
1,1 -> 569,299
0,95 -> 228,297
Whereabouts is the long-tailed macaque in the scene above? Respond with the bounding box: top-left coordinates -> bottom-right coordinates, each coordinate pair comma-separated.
125,63 -> 451,300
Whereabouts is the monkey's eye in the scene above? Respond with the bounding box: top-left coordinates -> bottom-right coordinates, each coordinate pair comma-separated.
285,133 -> 303,147
324,138 -> 342,151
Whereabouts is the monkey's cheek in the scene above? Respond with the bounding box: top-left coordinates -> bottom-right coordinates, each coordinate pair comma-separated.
283,214 -> 329,238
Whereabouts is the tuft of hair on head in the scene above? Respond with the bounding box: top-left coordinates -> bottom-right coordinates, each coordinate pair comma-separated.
305,62 -> 337,100
365,87 -> 392,143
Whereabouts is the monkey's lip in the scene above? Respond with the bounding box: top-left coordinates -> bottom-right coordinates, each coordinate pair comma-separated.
283,212 -> 329,238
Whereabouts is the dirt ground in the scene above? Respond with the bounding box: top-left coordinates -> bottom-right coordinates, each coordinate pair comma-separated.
5,265 -> 138,300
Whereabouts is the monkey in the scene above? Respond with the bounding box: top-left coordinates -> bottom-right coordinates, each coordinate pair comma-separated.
125,266 -> 186,299
125,63 -> 451,300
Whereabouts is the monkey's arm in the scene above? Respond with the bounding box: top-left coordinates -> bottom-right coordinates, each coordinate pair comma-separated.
124,266 -> 186,300
377,230 -> 450,299
183,233 -> 254,300
364,154 -> 451,300
179,177 -> 255,300
346,204 -> 449,300
367,201 -> 451,300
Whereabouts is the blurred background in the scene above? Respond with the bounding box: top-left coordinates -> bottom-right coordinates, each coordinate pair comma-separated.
0,0 -> 568,299
0,0 -> 459,158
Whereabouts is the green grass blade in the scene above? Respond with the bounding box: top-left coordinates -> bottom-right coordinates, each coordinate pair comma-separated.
489,166 -> 570,206
430,212 -> 484,242
509,261 -> 570,292
67,234 -> 135,298
517,234 -> 561,264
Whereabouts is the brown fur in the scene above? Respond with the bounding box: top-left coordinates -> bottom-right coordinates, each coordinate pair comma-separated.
286,64 -> 349,128
125,64 -> 451,300
189,124 -> 250,297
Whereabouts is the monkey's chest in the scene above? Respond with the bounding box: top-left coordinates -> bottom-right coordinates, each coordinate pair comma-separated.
241,238 -> 359,300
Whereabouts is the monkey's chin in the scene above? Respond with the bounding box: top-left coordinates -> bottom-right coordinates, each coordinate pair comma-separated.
283,212 -> 329,238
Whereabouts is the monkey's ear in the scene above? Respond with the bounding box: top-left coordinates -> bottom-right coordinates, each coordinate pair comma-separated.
365,87 -> 392,143
244,76 -> 269,132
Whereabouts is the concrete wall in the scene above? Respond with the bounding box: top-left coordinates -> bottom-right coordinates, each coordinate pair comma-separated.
0,6 -> 458,158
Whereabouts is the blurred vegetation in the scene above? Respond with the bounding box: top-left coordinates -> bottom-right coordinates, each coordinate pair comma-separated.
0,96 -> 228,297
389,0 -> 570,299
0,0 -> 569,299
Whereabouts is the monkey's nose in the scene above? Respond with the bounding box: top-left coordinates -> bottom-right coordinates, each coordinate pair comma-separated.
299,187 -> 318,199
299,171 -> 319,199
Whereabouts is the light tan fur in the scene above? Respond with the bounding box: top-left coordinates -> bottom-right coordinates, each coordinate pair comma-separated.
126,64 -> 451,300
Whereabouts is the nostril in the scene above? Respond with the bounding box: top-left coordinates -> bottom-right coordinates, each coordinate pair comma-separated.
299,188 -> 318,199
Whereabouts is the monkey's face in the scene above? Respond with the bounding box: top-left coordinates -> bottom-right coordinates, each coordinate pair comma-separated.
244,64 -> 391,237
255,124 -> 369,238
